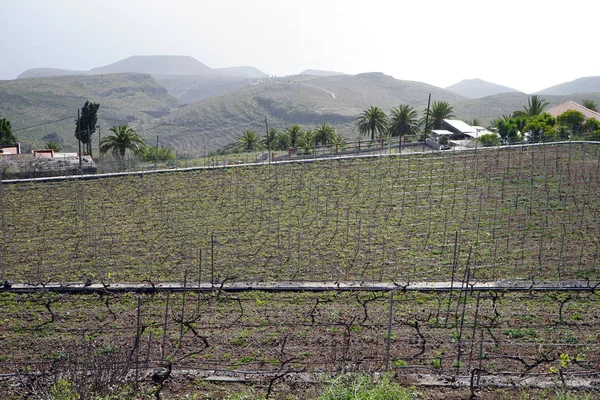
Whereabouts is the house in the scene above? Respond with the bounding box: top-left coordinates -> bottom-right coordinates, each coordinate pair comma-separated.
546,101 -> 600,121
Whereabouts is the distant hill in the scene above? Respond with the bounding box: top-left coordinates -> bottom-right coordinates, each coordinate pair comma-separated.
445,78 -> 522,98
215,66 -> 267,78
0,73 -> 180,151
89,55 -> 213,75
17,68 -> 86,79
535,76 -> 600,95
299,69 -> 347,77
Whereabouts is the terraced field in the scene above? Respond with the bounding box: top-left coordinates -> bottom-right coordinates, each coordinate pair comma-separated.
1,143 -> 599,398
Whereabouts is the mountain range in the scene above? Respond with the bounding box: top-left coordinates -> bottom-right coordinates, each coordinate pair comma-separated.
3,55 -> 600,154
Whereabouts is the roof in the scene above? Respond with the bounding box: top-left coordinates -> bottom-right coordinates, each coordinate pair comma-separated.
546,101 -> 600,120
432,130 -> 454,136
443,119 -> 476,134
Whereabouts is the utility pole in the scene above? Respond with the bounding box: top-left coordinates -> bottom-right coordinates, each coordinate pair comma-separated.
0,168 -> 6,283
155,135 -> 159,169
97,125 -> 101,159
423,94 -> 431,143
265,116 -> 270,163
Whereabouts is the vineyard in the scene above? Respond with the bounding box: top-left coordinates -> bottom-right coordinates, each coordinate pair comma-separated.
1,143 -> 599,398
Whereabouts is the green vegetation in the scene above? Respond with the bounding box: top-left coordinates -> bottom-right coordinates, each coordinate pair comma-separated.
513,95 -> 550,117
0,115 -> 17,145
75,101 -> 100,157
388,105 -> 420,137
426,100 -> 455,130
356,105 -> 388,140
477,133 -> 500,147
100,125 -> 146,159
318,373 -> 414,400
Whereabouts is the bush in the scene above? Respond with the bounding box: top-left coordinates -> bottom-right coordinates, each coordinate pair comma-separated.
589,130 -> 600,141
318,373 -> 414,400
477,133 -> 500,147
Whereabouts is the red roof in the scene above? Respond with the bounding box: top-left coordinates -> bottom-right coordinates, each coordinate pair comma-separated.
546,101 -> 600,120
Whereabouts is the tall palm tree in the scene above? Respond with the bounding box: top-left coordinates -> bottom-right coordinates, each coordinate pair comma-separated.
285,125 -> 303,148
513,95 -> 549,117
238,130 -> 261,151
388,105 -> 420,137
583,99 -> 598,112
356,106 -> 388,140
424,101 -> 455,131
314,123 -> 336,145
100,125 -> 146,158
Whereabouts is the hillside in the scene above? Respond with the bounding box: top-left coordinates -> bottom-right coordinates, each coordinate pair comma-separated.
154,74 -> 262,104
536,76 -> 600,95
445,78 -> 522,98
0,73 -> 181,151
148,72 -> 466,152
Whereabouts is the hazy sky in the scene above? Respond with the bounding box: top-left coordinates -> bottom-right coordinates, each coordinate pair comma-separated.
2,0 -> 598,93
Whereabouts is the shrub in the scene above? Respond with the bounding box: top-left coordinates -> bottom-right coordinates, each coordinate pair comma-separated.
478,133 -> 500,147
318,373 -> 414,400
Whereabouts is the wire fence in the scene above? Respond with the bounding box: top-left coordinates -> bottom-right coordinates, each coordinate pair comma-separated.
1,141 -> 600,396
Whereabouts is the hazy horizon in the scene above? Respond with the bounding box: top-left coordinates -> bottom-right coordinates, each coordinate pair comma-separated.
2,0 -> 598,93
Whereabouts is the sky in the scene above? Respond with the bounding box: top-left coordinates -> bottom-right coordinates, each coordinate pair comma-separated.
1,0 -> 598,93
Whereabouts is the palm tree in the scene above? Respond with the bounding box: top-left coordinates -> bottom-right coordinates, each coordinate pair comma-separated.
296,129 -> 315,150
314,123 -> 336,146
356,106 -> 388,140
425,101 -> 455,131
100,125 -> 146,159
513,95 -> 549,117
583,99 -> 598,112
238,130 -> 261,151
388,105 -> 420,137
263,127 -> 277,150
285,125 -> 303,148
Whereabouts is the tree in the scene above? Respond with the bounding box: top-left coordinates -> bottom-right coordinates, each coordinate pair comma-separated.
0,116 -> 17,145
513,95 -> 549,117
273,132 -> 291,150
356,106 -> 388,140
296,129 -> 315,151
496,116 -> 528,143
388,105 -> 420,137
582,118 -> 600,134
238,130 -> 261,151
524,113 -> 556,142
314,123 -> 336,145
556,110 -> 584,138
582,99 -> 598,112
425,101 -> 454,131
478,133 -> 500,147
100,125 -> 146,159
45,141 -> 62,152
263,127 -> 277,150
75,101 -> 100,157
285,125 -> 303,148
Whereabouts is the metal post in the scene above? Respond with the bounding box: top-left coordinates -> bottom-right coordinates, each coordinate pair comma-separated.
385,290 -> 394,370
